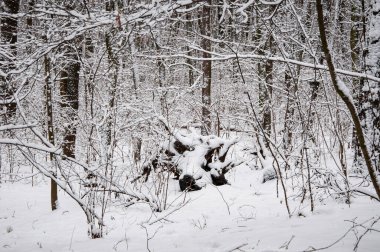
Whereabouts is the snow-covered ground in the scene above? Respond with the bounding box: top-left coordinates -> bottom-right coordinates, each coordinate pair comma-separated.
0,164 -> 379,252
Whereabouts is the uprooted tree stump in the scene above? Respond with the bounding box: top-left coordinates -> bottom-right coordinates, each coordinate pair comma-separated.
138,123 -> 242,191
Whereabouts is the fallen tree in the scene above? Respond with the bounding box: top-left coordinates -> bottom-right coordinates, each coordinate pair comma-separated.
137,119 -> 242,191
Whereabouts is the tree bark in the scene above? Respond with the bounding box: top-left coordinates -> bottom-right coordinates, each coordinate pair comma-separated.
60,48 -> 80,158
0,0 -> 20,122
186,5 -> 194,87
105,33 -> 118,146
45,53 -> 57,210
316,0 -> 380,199
55,3 -> 81,158
283,71 -> 293,151
350,1 -> 361,157
360,0 -> 380,173
200,0 -> 212,135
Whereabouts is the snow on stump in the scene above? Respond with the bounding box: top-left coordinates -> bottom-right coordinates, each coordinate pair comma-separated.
173,130 -> 241,191
142,126 -> 241,191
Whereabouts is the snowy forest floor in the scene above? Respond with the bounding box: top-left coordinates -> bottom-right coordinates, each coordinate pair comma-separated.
0,163 -> 379,252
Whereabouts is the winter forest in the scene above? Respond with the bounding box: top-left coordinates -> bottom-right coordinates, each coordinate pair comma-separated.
0,0 -> 379,251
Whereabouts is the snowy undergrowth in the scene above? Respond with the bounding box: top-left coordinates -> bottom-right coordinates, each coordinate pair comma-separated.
0,161 -> 379,252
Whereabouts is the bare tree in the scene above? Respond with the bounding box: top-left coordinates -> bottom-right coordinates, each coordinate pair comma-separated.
316,0 -> 380,199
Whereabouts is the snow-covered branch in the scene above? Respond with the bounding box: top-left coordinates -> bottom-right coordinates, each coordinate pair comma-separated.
0,123 -> 37,131
138,52 -> 380,83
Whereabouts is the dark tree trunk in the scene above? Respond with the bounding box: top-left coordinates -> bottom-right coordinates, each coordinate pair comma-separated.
361,0 -> 380,173
263,6 -> 275,141
45,53 -> 57,210
186,5 -> 194,87
283,70 -> 294,155
60,48 -> 80,158
105,33 -> 118,146
263,50 -> 273,137
200,0 -> 212,135
0,0 -> 20,122
26,0 -> 35,54
350,1 -> 362,166
316,0 -> 380,199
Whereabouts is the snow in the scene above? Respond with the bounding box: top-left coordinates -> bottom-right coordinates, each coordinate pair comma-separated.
0,69 -> 6,77
1,2 -> 379,250
259,0 -> 284,5
0,138 -> 61,155
1,163 -> 379,252
161,128 -> 239,188
337,77 -> 355,105
141,53 -> 380,83
0,124 -> 37,131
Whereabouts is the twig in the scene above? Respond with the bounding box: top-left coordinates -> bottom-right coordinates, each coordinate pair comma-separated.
213,183 -> 231,215
351,217 -> 380,251
279,235 -> 295,250
148,199 -> 190,225
140,224 -> 163,252
303,227 -> 352,251
352,189 -> 380,202
113,231 -> 129,251
69,226 -> 75,251
304,217 -> 380,251
225,243 -> 248,252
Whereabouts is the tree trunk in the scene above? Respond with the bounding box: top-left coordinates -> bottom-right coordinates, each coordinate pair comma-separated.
350,0 -> 362,166
259,7 -> 274,146
60,48 -> 80,158
105,33 -> 118,146
316,0 -> 380,199
186,5 -> 194,87
26,0 -> 35,54
200,0 -> 212,135
45,53 -> 57,210
0,0 -> 20,122
263,36 -> 273,138
361,0 -> 380,173
283,70 -> 294,155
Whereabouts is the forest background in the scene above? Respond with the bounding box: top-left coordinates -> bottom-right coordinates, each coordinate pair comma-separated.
0,0 -> 379,249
